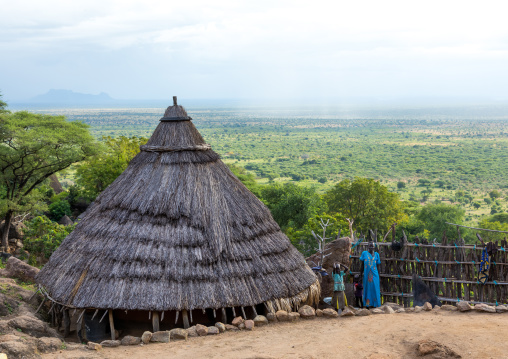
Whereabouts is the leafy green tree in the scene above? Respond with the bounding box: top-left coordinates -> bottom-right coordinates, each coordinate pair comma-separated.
397,181 -> 406,189
74,136 -> 147,201
261,183 -> 325,230
416,203 -> 465,241
489,190 -> 501,199
0,92 -> 8,113
324,177 -> 403,233
0,111 -> 97,249
23,215 -> 76,264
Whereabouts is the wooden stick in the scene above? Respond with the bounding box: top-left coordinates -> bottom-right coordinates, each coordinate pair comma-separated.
221,308 -> 227,324
91,309 -> 99,321
241,307 -> 247,319
161,311 -> 164,322
109,310 -> 115,341
232,307 -> 236,317
251,305 -> 258,317
77,310 -> 85,324
152,312 -> 160,332
189,310 -> 193,323
99,310 -> 108,323
182,309 -> 190,329
175,311 -> 179,324
36,299 -> 46,313
149,311 -> 151,320
213,309 -> 216,318
29,288 -> 40,301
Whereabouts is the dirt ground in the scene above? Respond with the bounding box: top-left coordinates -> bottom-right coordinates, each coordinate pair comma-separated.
43,310 -> 508,359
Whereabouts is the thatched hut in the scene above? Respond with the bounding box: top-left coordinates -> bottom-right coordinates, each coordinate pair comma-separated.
36,97 -> 319,338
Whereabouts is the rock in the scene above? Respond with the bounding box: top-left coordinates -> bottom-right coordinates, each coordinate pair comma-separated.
275,310 -> 289,322
395,308 -> 405,313
121,336 -> 141,345
0,293 -> 20,316
322,308 -> 338,318
383,306 -> 395,314
414,306 -> 423,313
346,305 -> 358,314
253,315 -> 268,326
288,312 -> 300,321
371,308 -> 384,314
381,301 -> 402,311
474,303 -> 496,313
432,306 -> 441,312
0,220 -> 25,240
196,324 -> 208,336
456,301 -> 473,312
440,305 -> 457,311
0,335 -> 21,343
423,302 -> 433,311
141,331 -> 152,344
298,305 -> 316,319
315,309 -> 323,317
340,307 -> 355,317
58,215 -> 74,226
496,305 -> 508,313
36,337 -> 62,353
100,340 -> 121,347
0,340 -> 37,359
207,326 -> 219,335
4,256 -> 39,283
8,315 -> 60,338
150,331 -> 170,343
225,324 -> 239,331
169,328 -> 188,340
231,316 -> 244,326
356,308 -> 371,316
244,319 -> 255,330
87,341 -> 102,351
417,339 -> 461,358
187,326 -> 199,337
405,307 -> 415,313
266,312 -> 277,322
215,322 -> 226,333
238,322 -> 245,330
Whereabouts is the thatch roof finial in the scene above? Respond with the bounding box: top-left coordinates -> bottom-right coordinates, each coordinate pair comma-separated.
173,96 -> 177,106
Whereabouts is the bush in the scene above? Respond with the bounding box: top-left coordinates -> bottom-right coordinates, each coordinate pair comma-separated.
23,216 -> 75,263
48,200 -> 71,221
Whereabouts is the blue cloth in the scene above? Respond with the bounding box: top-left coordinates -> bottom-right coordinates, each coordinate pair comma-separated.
360,251 -> 381,307
333,271 -> 345,291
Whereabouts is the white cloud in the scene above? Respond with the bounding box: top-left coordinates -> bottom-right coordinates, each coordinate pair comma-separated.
1,0 -> 508,100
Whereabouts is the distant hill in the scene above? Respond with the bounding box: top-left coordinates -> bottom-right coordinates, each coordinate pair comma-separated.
30,89 -> 115,104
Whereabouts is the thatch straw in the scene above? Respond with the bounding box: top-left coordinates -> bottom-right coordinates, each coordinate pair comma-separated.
36,102 -> 319,312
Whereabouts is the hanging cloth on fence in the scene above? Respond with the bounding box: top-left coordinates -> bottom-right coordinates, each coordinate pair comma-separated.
478,246 -> 490,284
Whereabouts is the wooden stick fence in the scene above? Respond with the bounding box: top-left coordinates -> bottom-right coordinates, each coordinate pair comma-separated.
349,235 -> 508,307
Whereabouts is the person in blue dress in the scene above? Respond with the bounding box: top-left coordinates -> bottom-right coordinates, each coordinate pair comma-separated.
360,241 -> 381,308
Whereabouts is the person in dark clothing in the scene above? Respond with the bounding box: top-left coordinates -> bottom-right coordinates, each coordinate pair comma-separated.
353,274 -> 363,308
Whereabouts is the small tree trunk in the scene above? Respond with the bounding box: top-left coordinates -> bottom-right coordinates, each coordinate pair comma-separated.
1,210 -> 13,251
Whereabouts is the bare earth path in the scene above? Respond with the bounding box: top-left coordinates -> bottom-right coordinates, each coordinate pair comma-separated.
44,311 -> 508,359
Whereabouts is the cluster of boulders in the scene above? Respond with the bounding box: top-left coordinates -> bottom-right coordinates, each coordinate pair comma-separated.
85,314 -> 269,351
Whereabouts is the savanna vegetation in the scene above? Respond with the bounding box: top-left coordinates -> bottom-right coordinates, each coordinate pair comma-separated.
2,101 -> 508,262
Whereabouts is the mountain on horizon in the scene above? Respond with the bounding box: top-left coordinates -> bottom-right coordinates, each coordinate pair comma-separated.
31,89 -> 114,104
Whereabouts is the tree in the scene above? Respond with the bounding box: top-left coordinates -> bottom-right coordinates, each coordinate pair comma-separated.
416,203 -> 465,241
324,177 -> 403,233
261,183 -> 325,230
0,92 -> 7,113
74,136 -> 147,201
489,190 -> 501,199
0,111 -> 97,249
397,181 -> 406,189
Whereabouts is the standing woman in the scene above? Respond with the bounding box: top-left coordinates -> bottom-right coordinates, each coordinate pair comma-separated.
360,241 -> 381,308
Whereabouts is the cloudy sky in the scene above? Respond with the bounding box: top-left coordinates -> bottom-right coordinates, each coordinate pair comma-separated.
1,0 -> 507,102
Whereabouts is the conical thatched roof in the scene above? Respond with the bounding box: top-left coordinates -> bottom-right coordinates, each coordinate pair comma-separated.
37,99 -> 319,313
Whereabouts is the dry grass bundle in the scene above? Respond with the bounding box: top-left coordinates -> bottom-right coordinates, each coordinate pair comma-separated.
37,102 -> 319,313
